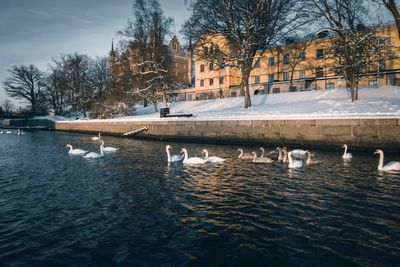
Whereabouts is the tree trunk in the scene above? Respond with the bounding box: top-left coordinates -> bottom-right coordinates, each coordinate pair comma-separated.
162,91 -> 168,107
240,65 -> 252,109
384,0 -> 400,39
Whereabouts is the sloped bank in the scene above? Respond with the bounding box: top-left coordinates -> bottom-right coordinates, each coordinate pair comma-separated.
55,117 -> 400,151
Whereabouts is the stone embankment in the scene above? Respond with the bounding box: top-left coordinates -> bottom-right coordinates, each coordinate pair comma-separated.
54,118 -> 400,151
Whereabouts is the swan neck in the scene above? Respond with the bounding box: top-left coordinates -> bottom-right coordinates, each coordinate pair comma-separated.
343,146 -> 347,156
183,149 -> 188,161
288,153 -> 293,167
306,153 -> 311,164
166,147 -> 171,161
238,150 -> 243,158
378,152 -> 384,170
204,150 -> 209,158
100,145 -> 104,156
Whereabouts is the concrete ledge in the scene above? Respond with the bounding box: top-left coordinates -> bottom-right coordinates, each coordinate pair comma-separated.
53,118 -> 400,150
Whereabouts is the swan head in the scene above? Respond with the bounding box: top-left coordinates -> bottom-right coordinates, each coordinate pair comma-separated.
251,151 -> 257,155
66,144 -> 72,148
374,149 -> 383,155
100,140 -> 104,145
342,144 -> 347,149
238,148 -> 243,152
259,147 -> 264,152
166,145 -> 171,149
180,148 -> 187,153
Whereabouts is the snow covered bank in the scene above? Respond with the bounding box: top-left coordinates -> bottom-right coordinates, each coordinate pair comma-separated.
115,86 -> 400,122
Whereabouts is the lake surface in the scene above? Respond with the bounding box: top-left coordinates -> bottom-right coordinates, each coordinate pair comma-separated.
0,130 -> 399,266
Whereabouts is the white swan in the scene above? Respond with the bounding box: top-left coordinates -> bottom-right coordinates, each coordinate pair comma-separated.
92,132 -> 101,141
252,151 -> 273,164
288,151 -> 303,168
238,148 -> 253,160
181,148 -> 207,165
202,149 -> 226,163
342,144 -> 352,159
83,143 -> 104,159
305,150 -> 321,165
166,145 -> 184,162
374,149 -> 400,171
290,149 -> 307,158
66,144 -> 88,155
100,140 -> 118,153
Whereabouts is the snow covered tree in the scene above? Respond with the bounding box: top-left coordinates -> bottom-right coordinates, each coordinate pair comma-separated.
184,0 -> 306,108
308,0 -> 392,101
278,38 -> 312,89
119,0 -> 174,112
3,64 -> 45,112
373,0 -> 400,38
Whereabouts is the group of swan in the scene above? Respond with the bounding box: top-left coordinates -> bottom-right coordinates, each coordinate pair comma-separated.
166,145 -> 226,165
240,147 -> 315,169
66,133 -> 118,159
239,144 -> 399,172
0,129 -> 22,134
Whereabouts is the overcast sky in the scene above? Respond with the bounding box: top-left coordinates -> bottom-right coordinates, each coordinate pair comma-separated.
0,0 -> 191,106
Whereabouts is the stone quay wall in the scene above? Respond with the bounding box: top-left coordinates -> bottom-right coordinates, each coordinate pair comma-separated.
55,118 -> 400,151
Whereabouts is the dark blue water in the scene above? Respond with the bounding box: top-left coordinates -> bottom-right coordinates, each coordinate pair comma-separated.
0,131 -> 399,266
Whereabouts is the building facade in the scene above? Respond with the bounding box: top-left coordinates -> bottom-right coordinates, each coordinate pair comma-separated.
174,24 -> 400,101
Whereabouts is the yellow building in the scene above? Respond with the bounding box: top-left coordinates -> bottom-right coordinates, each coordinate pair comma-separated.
178,24 -> 400,101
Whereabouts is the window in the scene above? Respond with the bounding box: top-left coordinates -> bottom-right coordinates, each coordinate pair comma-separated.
187,94 -> 193,101
334,67 -> 342,76
272,88 -> 280,93
283,53 -> 289,64
369,79 -> 378,86
316,49 -> 324,59
378,59 -> 385,71
230,91 -> 237,97
209,78 -> 214,86
200,79 -> 204,87
268,57 -> 274,66
209,63 -> 214,70
283,72 -> 289,81
268,74 -> 275,83
316,67 -> 324,78
327,83 -> 335,89
255,75 -> 260,84
299,70 -> 305,79
200,64 -> 205,72
219,76 -> 224,85
255,58 -> 261,68
299,51 -> 306,61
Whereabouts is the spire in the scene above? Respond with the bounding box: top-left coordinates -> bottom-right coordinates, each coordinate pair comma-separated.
110,39 -> 115,57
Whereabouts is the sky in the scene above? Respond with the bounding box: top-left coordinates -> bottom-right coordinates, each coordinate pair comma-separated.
0,0 -> 191,106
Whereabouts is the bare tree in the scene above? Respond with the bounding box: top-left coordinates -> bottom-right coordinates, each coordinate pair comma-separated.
279,38 -> 312,88
308,0 -> 391,101
184,0 -> 305,108
2,99 -> 15,113
119,0 -> 174,112
3,65 -> 45,112
373,0 -> 400,38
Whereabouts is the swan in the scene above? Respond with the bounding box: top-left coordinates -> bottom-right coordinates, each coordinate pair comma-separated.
83,143 -> 104,159
305,150 -> 321,165
374,149 -> 400,171
290,149 -> 307,158
100,140 -> 118,153
166,145 -> 184,162
181,148 -> 207,165
66,144 -> 88,155
0,130 -> 3,134
202,149 -> 226,163
282,147 -> 289,163
342,144 -> 352,159
92,132 -> 101,141
238,148 -> 253,160
252,151 -> 273,164
288,151 -> 303,168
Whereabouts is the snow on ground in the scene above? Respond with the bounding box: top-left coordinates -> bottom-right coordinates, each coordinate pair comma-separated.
57,86 -> 400,122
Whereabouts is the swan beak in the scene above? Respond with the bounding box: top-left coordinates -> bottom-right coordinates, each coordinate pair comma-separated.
373,150 -> 378,154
